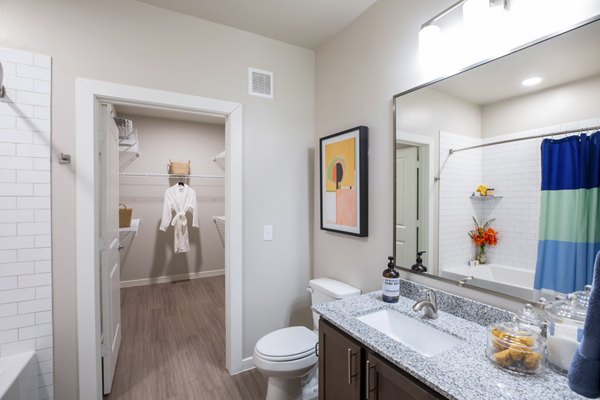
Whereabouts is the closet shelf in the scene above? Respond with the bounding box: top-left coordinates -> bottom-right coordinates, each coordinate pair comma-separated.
119,172 -> 224,179
119,219 -> 141,235
212,216 -> 226,224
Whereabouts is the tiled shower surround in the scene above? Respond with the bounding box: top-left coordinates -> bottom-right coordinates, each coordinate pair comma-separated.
0,47 -> 53,400
439,119 -> 600,277
439,130 -> 542,276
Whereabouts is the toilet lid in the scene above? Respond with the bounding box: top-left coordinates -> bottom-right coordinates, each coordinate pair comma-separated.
255,326 -> 318,362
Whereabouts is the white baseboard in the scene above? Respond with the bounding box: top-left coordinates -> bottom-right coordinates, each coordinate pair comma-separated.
240,357 -> 256,372
120,269 -> 225,288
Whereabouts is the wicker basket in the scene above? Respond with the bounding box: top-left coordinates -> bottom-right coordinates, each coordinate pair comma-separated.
119,204 -> 133,228
169,160 -> 190,175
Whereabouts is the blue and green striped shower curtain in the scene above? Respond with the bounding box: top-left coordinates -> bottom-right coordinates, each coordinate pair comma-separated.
534,132 -> 600,293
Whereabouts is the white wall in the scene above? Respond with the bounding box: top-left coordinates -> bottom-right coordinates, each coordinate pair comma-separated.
0,47 -> 53,400
0,1 -> 314,398
315,0 -> 458,295
396,88 -> 482,271
396,88 -> 482,139
483,74 -> 600,137
314,0 -> 483,290
118,115 -> 225,284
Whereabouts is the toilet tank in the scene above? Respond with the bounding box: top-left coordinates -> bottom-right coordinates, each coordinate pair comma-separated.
308,278 -> 361,330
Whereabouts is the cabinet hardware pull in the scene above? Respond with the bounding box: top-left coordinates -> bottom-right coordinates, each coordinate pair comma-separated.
315,342 -> 319,357
366,360 -> 371,399
366,360 -> 376,399
347,348 -> 352,384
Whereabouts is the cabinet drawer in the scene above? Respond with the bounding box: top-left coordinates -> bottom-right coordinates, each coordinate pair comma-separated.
366,351 -> 445,400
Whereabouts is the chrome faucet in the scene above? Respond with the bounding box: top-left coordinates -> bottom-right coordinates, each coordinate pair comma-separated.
413,289 -> 438,319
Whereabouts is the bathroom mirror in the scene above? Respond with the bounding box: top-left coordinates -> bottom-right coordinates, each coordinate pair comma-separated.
393,17 -> 600,302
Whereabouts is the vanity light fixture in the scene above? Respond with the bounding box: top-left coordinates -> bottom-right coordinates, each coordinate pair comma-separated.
521,76 -> 543,86
420,0 -> 511,35
420,0 -> 467,35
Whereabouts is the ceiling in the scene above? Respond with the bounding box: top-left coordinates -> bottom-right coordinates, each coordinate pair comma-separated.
137,0 -> 379,49
431,20 -> 600,105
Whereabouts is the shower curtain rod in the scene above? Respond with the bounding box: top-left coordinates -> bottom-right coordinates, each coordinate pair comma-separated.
449,124 -> 600,155
119,172 -> 224,179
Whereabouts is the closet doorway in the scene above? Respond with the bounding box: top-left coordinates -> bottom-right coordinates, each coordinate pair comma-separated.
75,80 -> 244,400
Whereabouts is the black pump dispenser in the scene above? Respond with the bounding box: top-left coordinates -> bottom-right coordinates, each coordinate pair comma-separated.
382,256 -> 400,303
411,251 -> 427,273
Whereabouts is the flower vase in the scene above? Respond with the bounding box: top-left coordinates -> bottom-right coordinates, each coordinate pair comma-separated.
477,245 -> 487,264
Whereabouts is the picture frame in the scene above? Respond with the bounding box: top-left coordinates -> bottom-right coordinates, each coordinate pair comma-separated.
319,126 -> 368,237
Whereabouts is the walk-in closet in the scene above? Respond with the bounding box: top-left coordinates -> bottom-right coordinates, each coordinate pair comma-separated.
99,104 -> 265,399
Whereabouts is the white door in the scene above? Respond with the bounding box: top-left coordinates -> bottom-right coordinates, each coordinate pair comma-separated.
98,103 -> 121,394
395,147 -> 418,268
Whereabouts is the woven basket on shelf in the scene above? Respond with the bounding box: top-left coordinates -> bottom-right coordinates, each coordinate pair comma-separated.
169,160 -> 190,175
119,204 -> 133,228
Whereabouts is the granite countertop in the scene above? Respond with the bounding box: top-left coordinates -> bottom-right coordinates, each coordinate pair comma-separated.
314,290 -> 585,400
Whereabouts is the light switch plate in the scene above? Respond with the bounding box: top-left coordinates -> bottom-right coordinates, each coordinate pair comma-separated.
263,225 -> 273,241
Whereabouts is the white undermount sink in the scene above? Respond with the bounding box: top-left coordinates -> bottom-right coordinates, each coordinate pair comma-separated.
356,309 -> 461,357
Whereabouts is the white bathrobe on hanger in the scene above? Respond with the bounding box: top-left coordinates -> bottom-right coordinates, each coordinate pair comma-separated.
159,184 -> 199,253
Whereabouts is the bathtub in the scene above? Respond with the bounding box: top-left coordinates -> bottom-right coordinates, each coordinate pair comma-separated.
0,351 -> 38,400
442,263 -> 535,300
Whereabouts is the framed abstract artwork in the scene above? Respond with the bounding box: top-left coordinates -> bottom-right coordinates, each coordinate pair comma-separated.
319,126 -> 368,237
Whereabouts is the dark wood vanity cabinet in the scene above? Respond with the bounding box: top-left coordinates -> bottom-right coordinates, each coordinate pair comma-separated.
365,352 -> 443,400
319,318 -> 363,400
319,319 -> 446,400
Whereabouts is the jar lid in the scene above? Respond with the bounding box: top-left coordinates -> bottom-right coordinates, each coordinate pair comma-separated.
570,285 -> 592,308
545,298 -> 587,323
489,321 -> 545,349
544,285 -> 591,323
514,304 -> 543,330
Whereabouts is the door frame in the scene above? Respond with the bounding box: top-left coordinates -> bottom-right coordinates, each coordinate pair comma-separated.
75,79 -> 244,400
395,131 -> 435,272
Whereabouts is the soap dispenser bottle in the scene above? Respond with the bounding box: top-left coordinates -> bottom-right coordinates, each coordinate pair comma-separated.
411,251 -> 427,273
382,256 -> 400,303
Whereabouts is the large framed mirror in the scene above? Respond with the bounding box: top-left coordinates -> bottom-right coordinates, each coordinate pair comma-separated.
393,17 -> 600,303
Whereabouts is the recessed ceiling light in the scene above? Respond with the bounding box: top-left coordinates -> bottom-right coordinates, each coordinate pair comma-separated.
522,77 -> 542,87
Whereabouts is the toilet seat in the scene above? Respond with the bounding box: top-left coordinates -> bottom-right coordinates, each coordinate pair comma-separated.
255,326 -> 317,362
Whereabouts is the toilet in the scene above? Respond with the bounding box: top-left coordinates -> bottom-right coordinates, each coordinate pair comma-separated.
253,278 -> 361,400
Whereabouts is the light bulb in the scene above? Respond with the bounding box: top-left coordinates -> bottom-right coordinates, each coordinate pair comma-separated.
521,76 -> 543,86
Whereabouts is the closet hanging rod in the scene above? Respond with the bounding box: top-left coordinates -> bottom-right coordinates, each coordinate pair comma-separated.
449,124 -> 600,155
119,172 -> 224,179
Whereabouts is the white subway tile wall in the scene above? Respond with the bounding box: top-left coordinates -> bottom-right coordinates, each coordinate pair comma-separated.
0,47 -> 52,400
480,138 -> 542,271
439,132 -> 482,269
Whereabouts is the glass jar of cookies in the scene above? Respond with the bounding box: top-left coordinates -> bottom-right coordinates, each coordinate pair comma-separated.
486,320 -> 546,374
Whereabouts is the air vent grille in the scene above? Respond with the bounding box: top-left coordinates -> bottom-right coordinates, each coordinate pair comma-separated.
249,68 -> 273,99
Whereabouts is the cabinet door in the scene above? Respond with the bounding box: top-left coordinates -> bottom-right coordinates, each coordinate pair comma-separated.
365,352 -> 444,400
319,319 -> 362,400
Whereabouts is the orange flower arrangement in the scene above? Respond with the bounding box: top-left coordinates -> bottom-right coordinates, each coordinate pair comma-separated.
468,217 -> 498,263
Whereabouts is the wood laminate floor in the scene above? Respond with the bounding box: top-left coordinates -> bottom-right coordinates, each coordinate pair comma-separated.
105,276 -> 267,400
